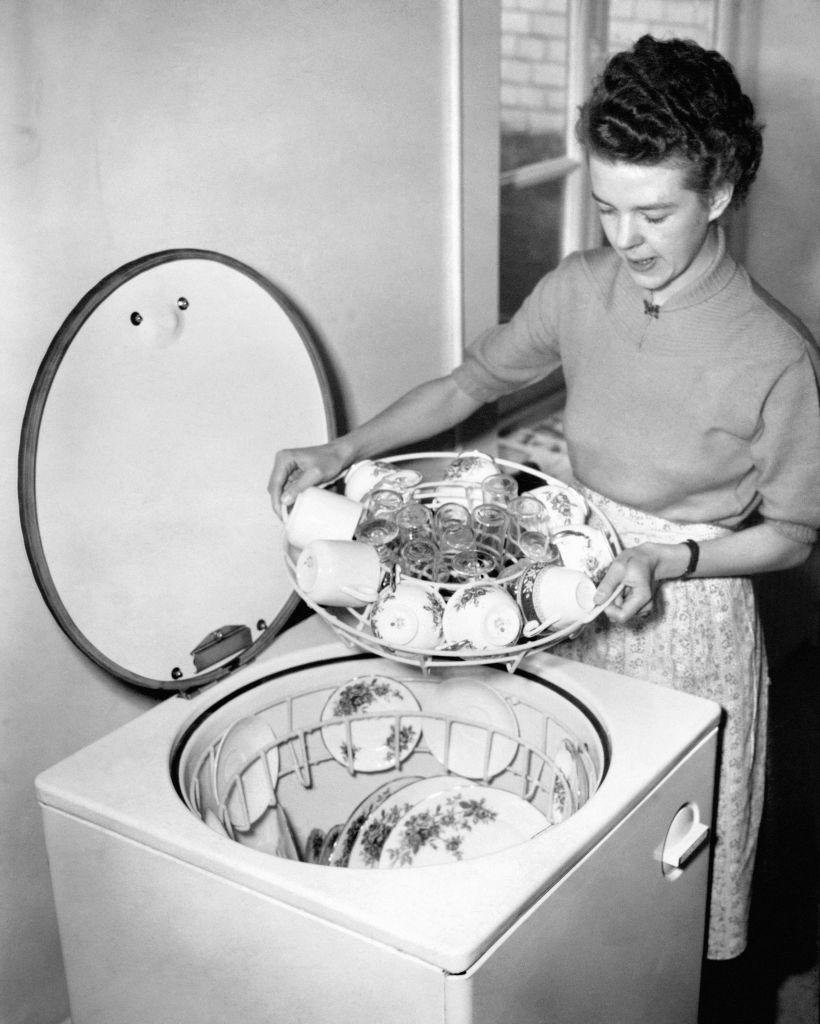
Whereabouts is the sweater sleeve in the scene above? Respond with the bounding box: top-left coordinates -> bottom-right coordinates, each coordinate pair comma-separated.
451,259 -> 566,404
751,349 -> 820,543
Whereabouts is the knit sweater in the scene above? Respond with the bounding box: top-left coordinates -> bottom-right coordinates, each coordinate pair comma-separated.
452,232 -> 820,543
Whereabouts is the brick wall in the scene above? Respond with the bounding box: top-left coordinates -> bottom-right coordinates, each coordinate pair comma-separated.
501,0 -> 716,141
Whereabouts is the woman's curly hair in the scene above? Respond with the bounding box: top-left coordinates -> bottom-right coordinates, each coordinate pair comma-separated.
577,35 -> 763,207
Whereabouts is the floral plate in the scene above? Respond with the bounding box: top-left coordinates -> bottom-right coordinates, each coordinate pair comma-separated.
422,678 -> 520,779
526,483 -> 589,528
347,774 -> 469,869
320,675 -> 423,772
329,775 -> 423,868
379,783 -> 549,868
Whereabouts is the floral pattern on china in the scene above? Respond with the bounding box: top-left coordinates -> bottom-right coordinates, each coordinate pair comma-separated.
320,675 -> 422,772
379,784 -> 550,868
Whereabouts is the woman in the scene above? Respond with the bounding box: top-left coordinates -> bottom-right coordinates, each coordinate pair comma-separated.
269,37 -> 820,963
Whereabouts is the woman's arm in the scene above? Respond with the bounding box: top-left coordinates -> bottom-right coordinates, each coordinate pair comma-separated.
268,375 -> 483,515
596,521 -> 813,624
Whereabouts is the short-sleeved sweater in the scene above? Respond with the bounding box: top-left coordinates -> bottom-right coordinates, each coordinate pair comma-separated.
451,232 -> 820,544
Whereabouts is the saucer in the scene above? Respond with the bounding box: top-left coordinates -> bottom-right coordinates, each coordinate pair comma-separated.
214,716 -> 279,829
347,774 -> 468,869
320,675 -> 422,772
423,679 -> 519,779
552,525 -> 614,582
379,784 -> 549,868
526,483 -> 589,528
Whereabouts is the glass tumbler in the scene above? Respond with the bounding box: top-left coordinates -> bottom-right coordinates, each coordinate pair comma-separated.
356,516 -> 400,563
436,523 -> 476,558
399,539 -> 444,582
508,496 -> 548,548
394,501 -> 433,546
472,503 -> 510,559
433,502 -> 472,538
366,488 -> 404,520
481,473 -> 518,508
449,549 -> 499,583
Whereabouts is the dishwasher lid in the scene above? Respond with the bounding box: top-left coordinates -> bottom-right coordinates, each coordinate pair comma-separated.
19,249 -> 337,691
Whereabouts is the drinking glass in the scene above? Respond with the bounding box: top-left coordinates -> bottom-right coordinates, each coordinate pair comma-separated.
399,539 -> 445,582
356,516 -> 400,563
508,496 -> 548,550
366,488 -> 404,520
449,549 -> 499,583
436,523 -> 476,557
472,503 -> 510,559
481,473 -> 518,508
394,501 -> 433,545
433,502 -> 472,538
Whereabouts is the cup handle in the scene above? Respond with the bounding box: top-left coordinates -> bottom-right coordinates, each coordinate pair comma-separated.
522,614 -> 562,639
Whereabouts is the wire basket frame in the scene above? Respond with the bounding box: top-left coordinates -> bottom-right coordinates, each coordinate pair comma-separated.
187,676 -> 602,854
285,452 -> 621,671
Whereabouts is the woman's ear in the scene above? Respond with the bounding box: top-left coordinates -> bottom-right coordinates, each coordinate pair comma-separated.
708,181 -> 735,221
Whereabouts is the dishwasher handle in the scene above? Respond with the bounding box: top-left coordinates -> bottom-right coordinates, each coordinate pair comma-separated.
661,803 -> 710,872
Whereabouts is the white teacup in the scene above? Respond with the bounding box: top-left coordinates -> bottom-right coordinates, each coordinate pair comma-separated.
370,579 -> 446,650
296,539 -> 382,607
284,486 -> 365,550
442,583 -> 522,650
343,460 -> 394,502
517,564 -> 596,634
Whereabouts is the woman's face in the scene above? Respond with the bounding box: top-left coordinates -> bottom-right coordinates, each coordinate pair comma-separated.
588,156 -> 732,300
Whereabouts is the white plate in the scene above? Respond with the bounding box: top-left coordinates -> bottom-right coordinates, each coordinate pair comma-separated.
347,775 -> 469,869
320,675 -> 423,772
329,775 -> 423,867
380,783 -> 549,868
214,716 -> 279,829
422,679 -> 519,779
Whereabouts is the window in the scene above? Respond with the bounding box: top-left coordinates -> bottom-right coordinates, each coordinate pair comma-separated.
499,0 -> 724,323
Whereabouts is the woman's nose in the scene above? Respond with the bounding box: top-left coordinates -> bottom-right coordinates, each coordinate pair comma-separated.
613,215 -> 642,250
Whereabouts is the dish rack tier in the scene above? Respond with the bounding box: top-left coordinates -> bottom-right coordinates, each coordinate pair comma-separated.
284,452 -> 621,672
185,672 -> 604,866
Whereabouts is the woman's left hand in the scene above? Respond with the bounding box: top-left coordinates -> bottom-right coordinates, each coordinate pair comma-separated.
593,543 -> 667,624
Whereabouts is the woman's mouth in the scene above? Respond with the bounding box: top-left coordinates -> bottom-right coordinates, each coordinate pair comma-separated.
627,256 -> 657,272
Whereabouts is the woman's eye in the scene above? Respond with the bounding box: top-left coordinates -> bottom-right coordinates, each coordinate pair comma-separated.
644,214 -> 668,224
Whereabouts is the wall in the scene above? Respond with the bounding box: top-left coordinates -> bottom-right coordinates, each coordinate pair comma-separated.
0,2 -> 498,1022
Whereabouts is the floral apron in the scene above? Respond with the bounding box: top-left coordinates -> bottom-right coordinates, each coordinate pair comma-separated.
556,485 -> 768,960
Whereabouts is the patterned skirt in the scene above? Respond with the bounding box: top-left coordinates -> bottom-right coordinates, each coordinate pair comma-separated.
556,486 -> 768,961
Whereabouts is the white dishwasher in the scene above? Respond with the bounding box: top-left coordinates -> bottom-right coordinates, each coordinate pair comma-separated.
23,251 -> 719,1024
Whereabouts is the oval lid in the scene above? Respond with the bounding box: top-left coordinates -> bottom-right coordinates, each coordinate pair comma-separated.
19,249 -> 337,691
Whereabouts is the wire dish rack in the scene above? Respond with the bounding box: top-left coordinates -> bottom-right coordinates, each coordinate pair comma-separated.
284,452 -> 621,673
184,671 -> 604,868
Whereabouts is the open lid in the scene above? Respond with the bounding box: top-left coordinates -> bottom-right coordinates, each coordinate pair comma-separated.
19,250 -> 337,691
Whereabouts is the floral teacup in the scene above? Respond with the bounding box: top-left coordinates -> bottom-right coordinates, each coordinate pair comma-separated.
517,563 -> 596,636
442,583 -> 522,650
370,579 -> 446,650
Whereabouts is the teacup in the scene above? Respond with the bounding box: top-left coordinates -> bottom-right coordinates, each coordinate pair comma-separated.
343,460 -> 394,502
296,539 -> 383,607
284,486 -> 365,550
370,579 -> 446,650
442,583 -> 522,650
517,564 -> 596,635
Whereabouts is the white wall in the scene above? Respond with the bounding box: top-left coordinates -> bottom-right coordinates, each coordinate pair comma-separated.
0,2 -> 498,1021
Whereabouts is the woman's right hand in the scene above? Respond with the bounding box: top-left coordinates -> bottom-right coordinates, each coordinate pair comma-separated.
268,441 -> 350,518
